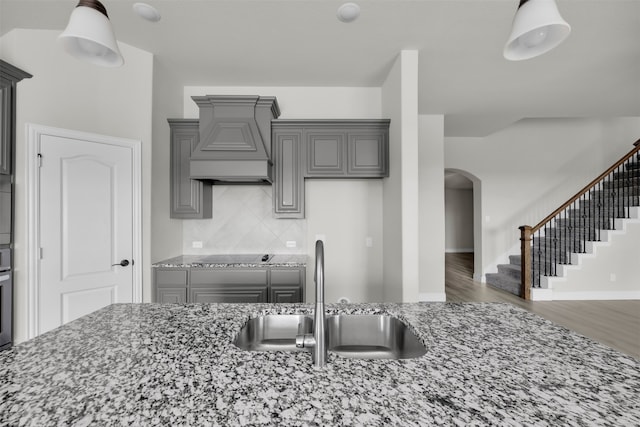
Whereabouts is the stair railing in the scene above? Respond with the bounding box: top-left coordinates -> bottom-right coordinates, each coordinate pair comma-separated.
519,139 -> 640,300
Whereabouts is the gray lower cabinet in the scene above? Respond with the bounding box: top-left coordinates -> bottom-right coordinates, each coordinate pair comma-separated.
272,119 -> 390,218
0,177 -> 11,245
270,268 -> 305,303
154,268 -> 188,303
190,269 -> 268,303
153,266 -> 305,303
168,119 -> 212,219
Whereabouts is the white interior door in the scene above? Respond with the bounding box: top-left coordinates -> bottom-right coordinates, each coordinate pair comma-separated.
37,131 -> 136,334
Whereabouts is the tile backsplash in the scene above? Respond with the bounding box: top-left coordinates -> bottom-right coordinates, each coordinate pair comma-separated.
182,185 -> 307,255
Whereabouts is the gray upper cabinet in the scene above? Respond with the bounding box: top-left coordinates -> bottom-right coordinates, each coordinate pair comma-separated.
0,61 -> 31,176
273,129 -> 304,218
0,84 -> 11,176
303,121 -> 389,178
168,119 -> 212,219
347,129 -> 388,177
305,130 -> 347,176
272,119 -> 390,218
1,61 -> 31,250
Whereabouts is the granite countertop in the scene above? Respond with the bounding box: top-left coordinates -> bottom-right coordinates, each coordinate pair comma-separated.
1,302 -> 639,426
153,254 -> 307,268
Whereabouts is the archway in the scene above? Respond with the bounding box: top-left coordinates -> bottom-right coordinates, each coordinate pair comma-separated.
444,169 -> 483,282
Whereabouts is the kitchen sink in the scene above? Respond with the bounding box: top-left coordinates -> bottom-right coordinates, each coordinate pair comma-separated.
234,314 -> 426,359
234,314 -> 312,352
326,314 -> 426,359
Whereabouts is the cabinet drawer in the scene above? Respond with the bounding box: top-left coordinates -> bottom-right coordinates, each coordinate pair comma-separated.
155,269 -> 188,287
190,269 -> 267,286
190,286 -> 268,303
271,268 -> 303,285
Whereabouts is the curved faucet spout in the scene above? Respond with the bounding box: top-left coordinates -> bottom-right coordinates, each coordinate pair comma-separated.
313,240 -> 327,367
295,240 -> 327,367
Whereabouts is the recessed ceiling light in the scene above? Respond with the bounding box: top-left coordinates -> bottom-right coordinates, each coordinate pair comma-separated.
133,2 -> 161,23
337,2 -> 360,23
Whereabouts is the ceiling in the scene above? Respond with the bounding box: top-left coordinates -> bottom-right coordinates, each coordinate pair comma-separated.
1,0 -> 639,137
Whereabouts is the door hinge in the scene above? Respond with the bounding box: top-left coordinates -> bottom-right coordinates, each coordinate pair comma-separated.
39,247 -> 43,259
37,153 -> 42,168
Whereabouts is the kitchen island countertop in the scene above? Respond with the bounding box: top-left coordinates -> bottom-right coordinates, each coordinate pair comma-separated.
153,254 -> 307,268
1,302 -> 639,426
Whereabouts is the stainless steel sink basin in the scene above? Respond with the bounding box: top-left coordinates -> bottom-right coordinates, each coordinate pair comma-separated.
234,314 -> 426,359
327,315 -> 426,359
234,314 -> 312,352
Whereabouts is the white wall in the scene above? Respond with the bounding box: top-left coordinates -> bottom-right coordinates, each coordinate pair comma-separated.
547,218 -> 640,298
445,117 -> 640,282
182,185 -> 307,255
418,115 -> 446,300
445,188 -> 474,252
181,85 -> 384,303
381,51 -> 421,303
150,60 -> 185,264
1,29 -> 154,343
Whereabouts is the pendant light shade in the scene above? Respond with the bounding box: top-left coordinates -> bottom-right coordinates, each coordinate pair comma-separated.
59,0 -> 124,67
504,0 -> 571,61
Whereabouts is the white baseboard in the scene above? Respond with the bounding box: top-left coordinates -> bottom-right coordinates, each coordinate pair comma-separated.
418,292 -> 447,302
532,287 -> 640,301
530,288 -> 553,301
551,290 -> 640,300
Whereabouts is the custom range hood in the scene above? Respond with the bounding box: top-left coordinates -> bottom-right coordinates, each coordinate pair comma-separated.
190,95 -> 281,183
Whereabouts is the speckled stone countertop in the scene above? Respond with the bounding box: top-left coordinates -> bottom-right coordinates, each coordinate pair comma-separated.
1,302 -> 639,426
153,254 -> 307,268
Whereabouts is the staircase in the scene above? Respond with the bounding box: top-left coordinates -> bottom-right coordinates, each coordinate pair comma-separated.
486,145 -> 640,299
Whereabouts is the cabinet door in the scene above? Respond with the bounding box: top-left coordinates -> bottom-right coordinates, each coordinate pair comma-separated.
169,119 -> 212,219
305,130 -> 347,176
270,286 -> 302,303
153,268 -> 188,303
157,287 -> 187,303
347,129 -> 388,177
0,271 -> 12,349
270,268 -> 304,303
0,176 -> 11,245
0,83 -> 11,176
273,129 -> 304,218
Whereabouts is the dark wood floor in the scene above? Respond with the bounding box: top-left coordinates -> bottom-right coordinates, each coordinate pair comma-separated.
445,253 -> 640,359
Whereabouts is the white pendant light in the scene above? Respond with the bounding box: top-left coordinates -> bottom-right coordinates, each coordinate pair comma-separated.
504,0 -> 571,61
59,0 -> 124,67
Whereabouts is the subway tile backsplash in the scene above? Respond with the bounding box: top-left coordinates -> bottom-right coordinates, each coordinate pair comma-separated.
182,185 -> 307,255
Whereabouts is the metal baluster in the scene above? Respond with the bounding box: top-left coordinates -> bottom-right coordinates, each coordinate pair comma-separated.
534,229 -> 539,287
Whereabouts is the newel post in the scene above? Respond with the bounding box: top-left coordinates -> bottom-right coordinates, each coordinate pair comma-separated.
519,225 -> 532,300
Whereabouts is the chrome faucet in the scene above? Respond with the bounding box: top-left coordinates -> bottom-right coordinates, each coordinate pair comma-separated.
296,240 -> 327,367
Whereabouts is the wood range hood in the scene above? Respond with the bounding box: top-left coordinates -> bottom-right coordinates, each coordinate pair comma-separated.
190,95 -> 281,183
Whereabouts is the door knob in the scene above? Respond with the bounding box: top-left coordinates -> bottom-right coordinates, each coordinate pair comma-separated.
112,259 -> 130,267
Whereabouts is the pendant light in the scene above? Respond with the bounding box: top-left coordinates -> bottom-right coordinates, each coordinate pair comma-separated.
59,0 -> 124,67
504,0 -> 571,61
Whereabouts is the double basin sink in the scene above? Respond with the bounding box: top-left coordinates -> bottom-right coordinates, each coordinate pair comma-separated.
234,314 -> 426,359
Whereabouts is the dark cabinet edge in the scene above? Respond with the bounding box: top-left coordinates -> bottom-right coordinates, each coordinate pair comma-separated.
272,119 -> 390,128
0,60 -> 32,82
